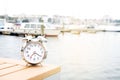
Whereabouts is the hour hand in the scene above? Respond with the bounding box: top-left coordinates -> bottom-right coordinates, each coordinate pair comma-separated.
36,53 -> 42,57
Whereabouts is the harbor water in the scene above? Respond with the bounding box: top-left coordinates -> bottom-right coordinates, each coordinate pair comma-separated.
0,32 -> 120,80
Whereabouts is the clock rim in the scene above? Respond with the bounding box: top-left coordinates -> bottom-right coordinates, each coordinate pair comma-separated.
21,41 -> 46,64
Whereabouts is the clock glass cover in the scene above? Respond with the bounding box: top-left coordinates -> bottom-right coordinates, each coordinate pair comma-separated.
23,42 -> 45,64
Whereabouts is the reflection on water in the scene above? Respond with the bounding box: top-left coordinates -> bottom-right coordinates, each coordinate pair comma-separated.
0,32 -> 120,80
0,35 -> 22,59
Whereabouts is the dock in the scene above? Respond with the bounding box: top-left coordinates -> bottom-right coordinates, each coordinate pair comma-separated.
0,28 -> 102,37
0,58 -> 61,80
61,28 -> 100,34
0,29 -> 42,36
0,29 -> 59,37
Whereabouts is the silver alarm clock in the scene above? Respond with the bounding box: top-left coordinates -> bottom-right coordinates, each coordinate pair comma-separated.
21,35 -> 47,65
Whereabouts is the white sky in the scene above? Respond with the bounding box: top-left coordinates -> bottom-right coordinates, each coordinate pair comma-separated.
0,0 -> 120,19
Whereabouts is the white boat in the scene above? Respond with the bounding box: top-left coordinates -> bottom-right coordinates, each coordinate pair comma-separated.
95,25 -> 120,32
44,23 -> 62,37
0,19 -> 14,34
14,22 -> 61,37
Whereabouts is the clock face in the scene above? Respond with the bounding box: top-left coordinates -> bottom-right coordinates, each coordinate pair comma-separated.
23,42 -> 45,64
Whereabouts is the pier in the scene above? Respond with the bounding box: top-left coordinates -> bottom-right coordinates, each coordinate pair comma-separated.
0,28 -> 101,37
0,58 -> 61,80
61,28 -> 101,34
0,29 -> 42,36
2,26 -> 117,37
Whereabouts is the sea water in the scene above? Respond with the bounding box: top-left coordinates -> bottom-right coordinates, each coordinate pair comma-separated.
0,32 -> 120,80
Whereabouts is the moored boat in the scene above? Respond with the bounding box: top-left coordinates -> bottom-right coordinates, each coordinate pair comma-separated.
14,22 -> 61,37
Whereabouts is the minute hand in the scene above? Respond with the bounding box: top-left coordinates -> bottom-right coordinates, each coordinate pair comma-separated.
36,53 -> 42,57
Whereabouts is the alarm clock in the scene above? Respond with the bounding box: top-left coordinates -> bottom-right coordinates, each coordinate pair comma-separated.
21,35 -> 47,65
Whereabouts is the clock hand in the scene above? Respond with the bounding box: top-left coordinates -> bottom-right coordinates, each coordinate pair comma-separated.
30,54 -> 34,59
30,51 -> 42,59
36,53 -> 42,57
30,52 -> 36,59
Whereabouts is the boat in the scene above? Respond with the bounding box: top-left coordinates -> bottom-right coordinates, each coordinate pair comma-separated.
44,23 -> 62,37
0,19 -> 13,35
95,25 -> 120,32
14,22 -> 61,37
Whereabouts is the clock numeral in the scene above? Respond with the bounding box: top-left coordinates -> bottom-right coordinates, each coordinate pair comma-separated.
37,57 -> 39,60
27,54 -> 29,57
34,44 -> 37,47
41,51 -> 43,54
27,47 -> 31,50
33,58 -> 36,61
37,44 -> 39,47
26,51 -> 29,53
30,44 -> 33,47
40,48 -> 43,50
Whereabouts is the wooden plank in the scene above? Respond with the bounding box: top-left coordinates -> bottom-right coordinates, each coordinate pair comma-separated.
0,65 -> 26,76
0,62 -> 5,64
0,64 -> 61,80
0,58 -> 61,80
29,65 -> 61,80
0,58 -> 26,65
0,63 -> 17,70
0,62 -> 5,65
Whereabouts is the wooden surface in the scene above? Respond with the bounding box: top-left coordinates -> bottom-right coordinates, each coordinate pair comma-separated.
0,58 -> 61,80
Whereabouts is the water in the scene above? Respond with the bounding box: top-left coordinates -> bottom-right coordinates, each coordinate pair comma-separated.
1,32 -> 120,80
